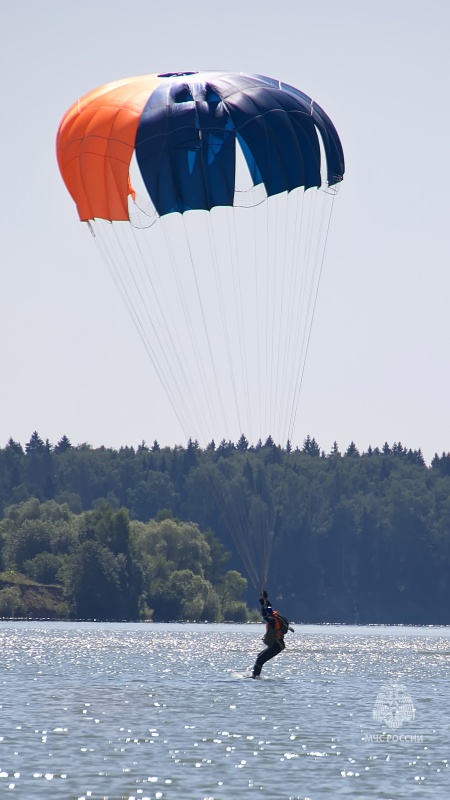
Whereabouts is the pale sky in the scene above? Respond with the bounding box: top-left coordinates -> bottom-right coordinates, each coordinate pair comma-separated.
1,0 -> 449,462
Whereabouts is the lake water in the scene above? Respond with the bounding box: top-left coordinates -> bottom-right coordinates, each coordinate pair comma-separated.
0,621 -> 449,799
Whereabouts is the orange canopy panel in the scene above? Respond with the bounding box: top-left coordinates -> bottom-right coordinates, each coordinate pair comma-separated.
56,75 -> 163,221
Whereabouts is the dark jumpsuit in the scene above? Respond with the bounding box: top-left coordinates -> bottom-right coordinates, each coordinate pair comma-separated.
252,601 -> 285,677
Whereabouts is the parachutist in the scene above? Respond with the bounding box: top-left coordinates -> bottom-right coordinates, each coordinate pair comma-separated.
252,592 -> 290,678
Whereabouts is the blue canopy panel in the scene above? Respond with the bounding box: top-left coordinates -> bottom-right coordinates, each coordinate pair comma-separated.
277,78 -> 345,187
135,72 -> 344,217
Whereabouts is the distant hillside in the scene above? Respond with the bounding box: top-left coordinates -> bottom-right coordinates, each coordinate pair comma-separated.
0,571 -> 67,619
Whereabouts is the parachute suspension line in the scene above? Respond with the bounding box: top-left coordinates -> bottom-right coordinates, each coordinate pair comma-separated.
237,197 -> 280,589
284,187 -> 312,441
279,187 -> 304,445
90,222 -> 190,438
267,195 -> 279,434
281,187 -> 320,447
225,207 -> 251,439
236,508 -> 262,590
267,195 -> 276,436
286,189 -> 336,445
264,187 -> 336,592
110,222 -> 202,437
208,188 -> 334,591
128,223 -> 207,436
205,212 -> 237,438
181,213 -> 231,441
160,216 -> 217,443
206,199 -> 278,591
264,193 -> 271,438
226,209 -> 250,434
204,210 -> 242,439
259,461 -> 277,589
253,199 -> 262,443
111,222 -> 205,438
207,466 -> 261,589
282,190 -> 313,433
272,191 -> 291,440
221,199 -> 276,589
266,193 -> 281,439
269,190 -> 336,569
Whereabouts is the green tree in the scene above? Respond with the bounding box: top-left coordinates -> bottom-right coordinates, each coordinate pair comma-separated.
148,569 -> 211,621
0,498 -> 80,570
54,435 -> 72,453
0,587 -> 26,618
23,552 -> 62,583
237,434 -> 249,452
303,435 -> 321,456
217,570 -> 248,620
67,540 -> 121,619
128,473 -> 177,521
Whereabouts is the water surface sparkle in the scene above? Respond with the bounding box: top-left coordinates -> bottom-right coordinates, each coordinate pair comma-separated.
1,622 -> 449,798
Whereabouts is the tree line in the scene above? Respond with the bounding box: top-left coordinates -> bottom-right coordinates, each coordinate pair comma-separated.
0,498 -> 248,621
1,431 -> 450,623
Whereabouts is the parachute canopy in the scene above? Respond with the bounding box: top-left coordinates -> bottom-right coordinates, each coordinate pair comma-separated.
57,71 -> 344,222
57,72 -> 345,588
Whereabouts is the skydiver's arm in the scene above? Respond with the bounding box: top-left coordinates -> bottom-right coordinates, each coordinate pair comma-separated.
259,590 -> 274,625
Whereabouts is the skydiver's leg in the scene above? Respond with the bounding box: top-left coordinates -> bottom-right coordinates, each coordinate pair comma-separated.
252,639 -> 285,677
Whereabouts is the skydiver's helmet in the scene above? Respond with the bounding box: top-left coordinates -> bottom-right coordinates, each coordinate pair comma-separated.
266,606 -> 274,616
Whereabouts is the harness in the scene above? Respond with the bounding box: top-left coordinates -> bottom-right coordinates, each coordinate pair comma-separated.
267,612 -> 284,639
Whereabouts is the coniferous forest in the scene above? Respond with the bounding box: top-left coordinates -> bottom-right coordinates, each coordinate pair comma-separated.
1,432 -> 450,624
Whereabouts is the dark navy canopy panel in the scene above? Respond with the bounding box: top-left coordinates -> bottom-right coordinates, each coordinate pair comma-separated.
135,72 -> 345,216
